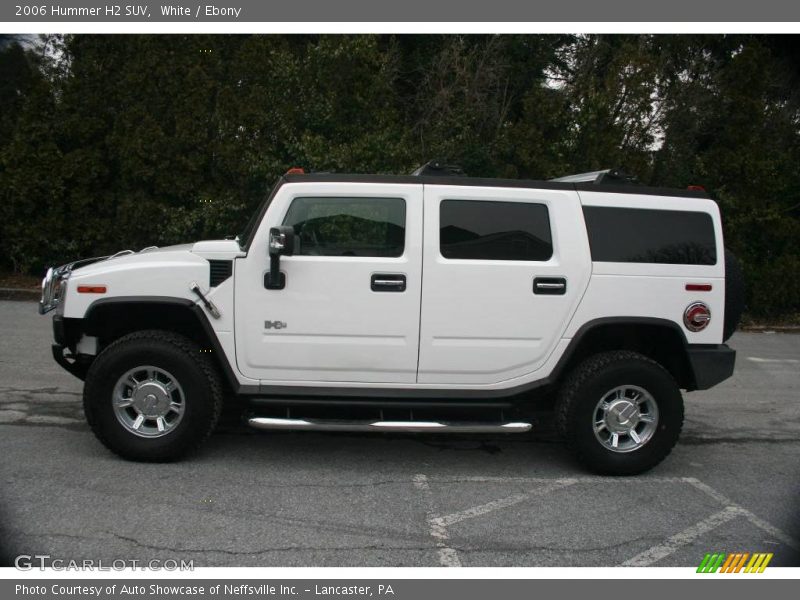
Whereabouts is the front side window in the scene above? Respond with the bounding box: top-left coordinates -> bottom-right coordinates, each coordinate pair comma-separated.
440,200 -> 553,261
283,197 -> 406,257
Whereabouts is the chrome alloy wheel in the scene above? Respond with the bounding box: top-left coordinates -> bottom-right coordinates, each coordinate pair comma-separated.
592,385 -> 659,453
112,366 -> 185,438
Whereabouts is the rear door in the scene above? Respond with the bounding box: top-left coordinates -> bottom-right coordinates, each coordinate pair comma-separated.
235,182 -> 423,384
417,185 -> 591,385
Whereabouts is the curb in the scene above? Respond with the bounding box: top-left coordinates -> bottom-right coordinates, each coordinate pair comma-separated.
0,287 -> 39,302
740,325 -> 800,334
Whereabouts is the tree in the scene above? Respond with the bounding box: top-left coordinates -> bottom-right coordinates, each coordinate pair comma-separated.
653,35 -> 800,316
1,33 -> 798,318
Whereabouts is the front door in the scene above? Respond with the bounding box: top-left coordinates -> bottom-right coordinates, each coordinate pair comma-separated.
235,182 -> 424,384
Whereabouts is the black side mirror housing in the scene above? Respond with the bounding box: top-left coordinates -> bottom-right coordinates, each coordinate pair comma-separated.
266,226 -> 295,289
269,226 -> 295,257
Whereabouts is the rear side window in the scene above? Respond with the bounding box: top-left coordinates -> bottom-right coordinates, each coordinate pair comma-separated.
583,206 -> 717,265
283,197 -> 406,257
440,200 -> 553,261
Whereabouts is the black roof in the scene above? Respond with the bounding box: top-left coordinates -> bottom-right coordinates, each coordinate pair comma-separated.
280,173 -> 711,200
241,172 -> 710,251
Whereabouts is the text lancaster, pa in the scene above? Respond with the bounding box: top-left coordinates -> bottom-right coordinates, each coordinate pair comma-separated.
16,585 -> 396,596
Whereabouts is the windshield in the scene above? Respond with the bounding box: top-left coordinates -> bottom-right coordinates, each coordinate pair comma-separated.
238,179 -> 281,251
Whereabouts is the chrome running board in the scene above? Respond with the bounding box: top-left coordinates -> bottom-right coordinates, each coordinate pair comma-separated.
248,417 -> 531,434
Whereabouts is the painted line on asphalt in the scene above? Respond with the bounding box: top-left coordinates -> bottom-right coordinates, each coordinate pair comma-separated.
621,478 -> 800,566
747,357 -> 799,364
413,474 -> 462,567
436,479 -> 578,527
416,475 -> 579,566
685,478 -> 800,551
423,476 -> 691,484
620,506 -> 744,567
418,474 -> 798,567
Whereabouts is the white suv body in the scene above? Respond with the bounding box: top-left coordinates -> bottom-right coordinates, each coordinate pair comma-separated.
40,173 -> 737,474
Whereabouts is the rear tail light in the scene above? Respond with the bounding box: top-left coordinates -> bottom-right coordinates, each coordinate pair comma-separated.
684,302 -> 711,332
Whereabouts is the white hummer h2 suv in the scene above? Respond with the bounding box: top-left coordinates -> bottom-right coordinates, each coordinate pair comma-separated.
39,169 -> 742,474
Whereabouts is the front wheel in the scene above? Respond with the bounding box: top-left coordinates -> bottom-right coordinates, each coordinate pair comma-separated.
83,330 -> 223,461
555,351 -> 684,475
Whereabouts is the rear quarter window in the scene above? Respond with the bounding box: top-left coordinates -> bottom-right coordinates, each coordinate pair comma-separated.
582,206 -> 717,265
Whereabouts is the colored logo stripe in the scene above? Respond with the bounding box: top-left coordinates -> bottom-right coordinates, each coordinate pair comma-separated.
720,553 -> 737,572
745,553 -> 773,573
720,553 -> 749,573
697,553 -> 725,573
698,552 -> 773,573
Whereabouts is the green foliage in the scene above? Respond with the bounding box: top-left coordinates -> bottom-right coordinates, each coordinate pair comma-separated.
0,34 -> 798,318
652,35 -> 800,317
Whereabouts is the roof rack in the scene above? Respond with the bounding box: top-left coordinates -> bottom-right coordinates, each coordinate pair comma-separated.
550,167 -> 639,185
411,160 -> 466,177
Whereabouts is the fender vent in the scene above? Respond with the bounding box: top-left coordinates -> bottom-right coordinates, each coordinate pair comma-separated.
209,260 -> 232,287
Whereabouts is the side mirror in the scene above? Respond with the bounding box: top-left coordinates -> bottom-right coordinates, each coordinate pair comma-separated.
269,226 -> 295,257
266,226 -> 294,290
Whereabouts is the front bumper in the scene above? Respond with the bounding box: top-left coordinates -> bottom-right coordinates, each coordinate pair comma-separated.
53,314 -> 67,346
687,344 -> 736,390
51,344 -> 91,380
51,315 -> 91,380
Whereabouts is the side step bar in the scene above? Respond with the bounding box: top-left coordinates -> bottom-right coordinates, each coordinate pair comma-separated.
248,417 -> 531,434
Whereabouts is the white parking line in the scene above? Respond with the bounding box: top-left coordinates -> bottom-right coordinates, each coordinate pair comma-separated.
414,474 -> 799,568
685,478 -> 800,551
620,506 -> 744,566
413,474 -> 462,567
414,475 -> 578,566
436,479 -> 578,527
747,357 -> 799,364
424,475 -> 691,484
620,478 -> 800,566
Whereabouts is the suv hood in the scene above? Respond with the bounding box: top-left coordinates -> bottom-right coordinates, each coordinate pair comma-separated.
68,240 -> 244,275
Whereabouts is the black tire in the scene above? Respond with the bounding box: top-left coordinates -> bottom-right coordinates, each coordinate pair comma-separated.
723,249 -> 745,342
83,330 -> 223,462
555,351 -> 684,475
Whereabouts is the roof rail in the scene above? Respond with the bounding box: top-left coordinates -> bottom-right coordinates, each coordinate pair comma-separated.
411,160 -> 466,177
550,167 -> 639,185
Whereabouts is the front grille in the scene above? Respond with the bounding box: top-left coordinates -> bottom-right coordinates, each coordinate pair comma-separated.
209,260 -> 232,287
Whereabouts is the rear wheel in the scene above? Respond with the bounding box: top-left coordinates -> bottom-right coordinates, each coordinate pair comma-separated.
83,330 -> 223,461
555,351 -> 684,475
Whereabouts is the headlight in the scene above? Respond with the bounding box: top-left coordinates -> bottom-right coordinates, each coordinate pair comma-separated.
38,254 -> 114,315
39,266 -> 69,315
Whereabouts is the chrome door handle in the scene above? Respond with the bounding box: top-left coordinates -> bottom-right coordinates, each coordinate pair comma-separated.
534,277 -> 567,295
371,274 -> 406,292
374,280 -> 404,286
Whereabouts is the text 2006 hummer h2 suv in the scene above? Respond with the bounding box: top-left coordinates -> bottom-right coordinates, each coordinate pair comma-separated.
39,167 -> 743,474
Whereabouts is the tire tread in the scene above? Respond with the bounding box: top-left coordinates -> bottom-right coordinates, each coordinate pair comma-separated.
555,350 -> 684,475
83,330 -> 223,462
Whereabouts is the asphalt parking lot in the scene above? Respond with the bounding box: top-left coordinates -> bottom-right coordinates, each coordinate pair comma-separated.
0,299 -> 798,568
